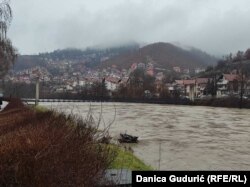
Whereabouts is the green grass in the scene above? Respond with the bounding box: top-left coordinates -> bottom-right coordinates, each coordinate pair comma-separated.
110,145 -> 153,170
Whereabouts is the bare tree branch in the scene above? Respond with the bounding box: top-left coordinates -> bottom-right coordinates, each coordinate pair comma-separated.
0,0 -> 16,79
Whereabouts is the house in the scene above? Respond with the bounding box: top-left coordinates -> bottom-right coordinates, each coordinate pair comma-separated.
155,72 -> 164,81
66,85 -> 73,91
78,80 -> 86,87
246,79 -> 250,96
146,68 -> 154,76
217,74 -> 240,96
105,77 -> 121,91
137,63 -> 145,70
195,68 -> 205,74
174,78 -> 210,100
166,83 -> 174,93
120,77 -> 130,86
183,68 -> 190,74
130,63 -> 137,72
173,66 -> 181,73
175,79 -> 196,100
195,78 -> 210,97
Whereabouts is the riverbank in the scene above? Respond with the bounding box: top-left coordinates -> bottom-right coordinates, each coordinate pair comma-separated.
15,96 -> 250,109
0,99 -> 151,186
112,97 -> 250,109
192,97 -> 250,109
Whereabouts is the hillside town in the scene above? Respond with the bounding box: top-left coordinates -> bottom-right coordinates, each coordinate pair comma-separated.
2,57 -> 250,100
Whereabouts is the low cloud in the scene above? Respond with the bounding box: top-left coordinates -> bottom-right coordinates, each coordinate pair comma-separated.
8,0 -> 250,55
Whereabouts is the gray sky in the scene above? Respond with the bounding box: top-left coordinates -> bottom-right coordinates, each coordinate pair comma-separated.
7,0 -> 250,55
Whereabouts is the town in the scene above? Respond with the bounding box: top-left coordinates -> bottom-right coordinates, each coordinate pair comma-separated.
2,51 -> 250,102
1,1 -> 250,186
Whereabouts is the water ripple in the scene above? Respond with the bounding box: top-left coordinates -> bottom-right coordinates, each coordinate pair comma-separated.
42,102 -> 250,170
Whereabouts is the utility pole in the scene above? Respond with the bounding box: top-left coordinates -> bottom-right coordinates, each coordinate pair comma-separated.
239,68 -> 244,109
239,59 -> 245,109
35,77 -> 40,106
212,67 -> 218,98
158,141 -> 162,170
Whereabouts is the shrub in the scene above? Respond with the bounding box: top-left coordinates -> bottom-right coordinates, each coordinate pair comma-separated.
0,99 -> 116,186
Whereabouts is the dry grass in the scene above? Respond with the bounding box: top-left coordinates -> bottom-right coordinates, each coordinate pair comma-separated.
0,99 -> 116,187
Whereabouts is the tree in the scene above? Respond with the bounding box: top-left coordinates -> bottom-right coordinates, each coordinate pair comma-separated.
205,66 -> 214,72
159,85 -> 170,99
90,81 -> 108,99
205,79 -> 215,96
127,69 -> 156,99
225,53 -> 233,62
233,51 -> 244,62
0,0 -> 16,78
238,63 -> 249,109
244,48 -> 250,60
0,0 -> 12,38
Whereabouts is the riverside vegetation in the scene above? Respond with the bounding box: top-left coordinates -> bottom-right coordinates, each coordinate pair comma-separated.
0,99 -> 151,186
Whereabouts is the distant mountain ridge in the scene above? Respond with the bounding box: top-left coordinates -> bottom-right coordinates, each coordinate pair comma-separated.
13,44 -> 139,71
13,55 -> 46,71
13,42 -> 217,72
100,42 -> 218,70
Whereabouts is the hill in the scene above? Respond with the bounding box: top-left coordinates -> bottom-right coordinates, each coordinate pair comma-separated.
100,42 -> 217,70
13,55 -> 46,71
12,43 -> 217,72
13,44 -> 139,71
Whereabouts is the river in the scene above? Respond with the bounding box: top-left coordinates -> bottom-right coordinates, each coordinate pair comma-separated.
41,102 -> 250,170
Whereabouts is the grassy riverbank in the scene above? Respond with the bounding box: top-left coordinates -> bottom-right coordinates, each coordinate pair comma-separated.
0,99 -> 151,186
110,145 -> 152,170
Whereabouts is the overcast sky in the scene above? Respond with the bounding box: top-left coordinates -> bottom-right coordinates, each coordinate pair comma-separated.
7,0 -> 250,55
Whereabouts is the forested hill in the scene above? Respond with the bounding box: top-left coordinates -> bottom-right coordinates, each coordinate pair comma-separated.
100,42 -> 218,70
13,44 -> 140,71
13,42 -> 218,71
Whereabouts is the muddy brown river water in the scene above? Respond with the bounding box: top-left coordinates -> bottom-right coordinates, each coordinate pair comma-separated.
42,102 -> 250,170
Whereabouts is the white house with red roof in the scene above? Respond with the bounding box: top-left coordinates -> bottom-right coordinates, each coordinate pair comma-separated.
217,74 -> 240,96
105,77 -> 121,91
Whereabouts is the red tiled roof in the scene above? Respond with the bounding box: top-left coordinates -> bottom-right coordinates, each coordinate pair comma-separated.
105,77 -> 120,84
196,78 -> 209,84
223,74 -> 239,81
175,80 -> 195,85
183,80 -> 196,85
175,80 -> 184,85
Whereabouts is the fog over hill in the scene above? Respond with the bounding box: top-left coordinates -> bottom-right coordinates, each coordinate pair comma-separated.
100,42 -> 218,70
13,42 -> 217,72
9,0 -> 250,55
13,44 -> 140,71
